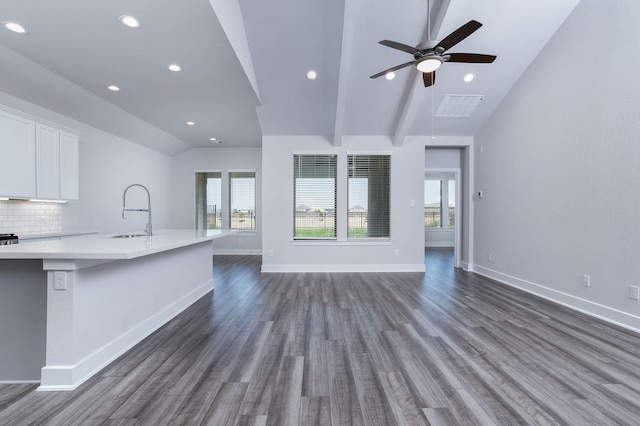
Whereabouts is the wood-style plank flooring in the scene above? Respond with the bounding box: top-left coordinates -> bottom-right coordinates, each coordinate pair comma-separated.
2,249 -> 640,425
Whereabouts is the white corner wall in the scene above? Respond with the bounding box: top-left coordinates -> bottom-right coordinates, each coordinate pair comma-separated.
170,147 -> 262,254
0,91 -> 173,235
474,0 -> 640,332
261,135 -> 425,272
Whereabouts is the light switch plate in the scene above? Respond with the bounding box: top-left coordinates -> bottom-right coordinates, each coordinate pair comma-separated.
54,271 -> 67,290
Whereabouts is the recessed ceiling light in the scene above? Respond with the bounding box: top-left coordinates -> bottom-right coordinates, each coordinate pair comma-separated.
385,72 -> 395,80
119,15 -> 141,29
464,73 -> 475,82
168,64 -> 181,72
108,85 -> 120,91
306,70 -> 317,80
3,22 -> 27,34
186,121 -> 195,126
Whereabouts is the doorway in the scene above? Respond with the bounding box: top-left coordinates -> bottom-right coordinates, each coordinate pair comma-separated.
425,146 -> 465,269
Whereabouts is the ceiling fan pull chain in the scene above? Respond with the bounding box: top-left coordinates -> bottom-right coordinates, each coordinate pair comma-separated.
431,86 -> 435,139
427,0 -> 431,41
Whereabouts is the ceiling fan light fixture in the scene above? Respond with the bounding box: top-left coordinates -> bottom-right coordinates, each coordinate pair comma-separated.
416,56 -> 442,73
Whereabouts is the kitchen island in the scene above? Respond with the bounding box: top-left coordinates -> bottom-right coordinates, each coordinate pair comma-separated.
0,229 -> 230,390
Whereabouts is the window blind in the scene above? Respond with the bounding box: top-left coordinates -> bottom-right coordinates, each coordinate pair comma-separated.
229,171 -> 256,230
293,154 -> 337,239
348,155 -> 390,238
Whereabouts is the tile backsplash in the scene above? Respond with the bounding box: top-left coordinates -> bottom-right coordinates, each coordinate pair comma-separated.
0,200 -> 63,237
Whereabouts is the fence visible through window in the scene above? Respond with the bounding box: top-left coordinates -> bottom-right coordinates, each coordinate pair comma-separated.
231,209 -> 255,230
424,206 -> 455,228
206,205 -> 222,229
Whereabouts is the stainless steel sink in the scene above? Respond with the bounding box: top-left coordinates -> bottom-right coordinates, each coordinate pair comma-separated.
109,233 -> 147,238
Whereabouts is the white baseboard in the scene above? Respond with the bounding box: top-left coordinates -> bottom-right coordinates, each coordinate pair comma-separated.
425,243 -> 455,248
37,279 -> 214,391
473,264 -> 640,334
0,380 -> 40,384
261,264 -> 426,273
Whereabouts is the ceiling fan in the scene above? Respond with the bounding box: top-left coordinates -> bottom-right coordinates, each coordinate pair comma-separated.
370,2 -> 496,87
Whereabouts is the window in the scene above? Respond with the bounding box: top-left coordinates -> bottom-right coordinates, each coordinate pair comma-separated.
348,155 -> 390,238
424,177 -> 455,228
424,179 -> 441,227
293,154 -> 337,239
229,172 -> 256,230
448,180 -> 455,227
195,172 -> 221,230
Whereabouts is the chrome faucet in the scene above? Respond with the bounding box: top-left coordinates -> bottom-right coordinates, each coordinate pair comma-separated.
122,184 -> 152,236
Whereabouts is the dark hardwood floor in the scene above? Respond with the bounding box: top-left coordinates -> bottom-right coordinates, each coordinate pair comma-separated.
2,248 -> 640,425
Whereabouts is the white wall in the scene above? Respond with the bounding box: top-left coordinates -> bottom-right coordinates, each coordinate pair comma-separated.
261,135 -> 425,272
474,0 -> 640,331
170,147 -> 262,254
0,91 -> 173,235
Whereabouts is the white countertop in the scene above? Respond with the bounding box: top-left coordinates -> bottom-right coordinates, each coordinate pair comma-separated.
0,229 -> 231,260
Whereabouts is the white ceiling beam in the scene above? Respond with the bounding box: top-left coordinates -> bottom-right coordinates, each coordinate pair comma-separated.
392,0 -> 451,147
209,0 -> 261,104
333,0 -> 364,146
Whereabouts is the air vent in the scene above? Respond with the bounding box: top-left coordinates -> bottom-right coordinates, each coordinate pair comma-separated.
435,95 -> 484,117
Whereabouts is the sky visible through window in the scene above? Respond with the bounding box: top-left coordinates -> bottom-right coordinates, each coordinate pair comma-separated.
206,177 -> 255,210
206,178 -> 221,209
424,180 -> 455,206
294,178 -> 369,210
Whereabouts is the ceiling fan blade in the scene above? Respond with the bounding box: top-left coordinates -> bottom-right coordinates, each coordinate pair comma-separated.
423,71 -> 436,87
379,40 -> 421,55
370,61 -> 416,79
436,20 -> 482,52
447,53 -> 497,63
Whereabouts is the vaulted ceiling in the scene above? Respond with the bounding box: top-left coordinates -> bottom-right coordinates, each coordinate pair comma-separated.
0,0 -> 581,155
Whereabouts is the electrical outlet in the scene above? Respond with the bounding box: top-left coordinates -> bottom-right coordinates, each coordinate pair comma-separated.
394,249 -> 400,257
583,275 -> 591,287
267,249 -> 274,257
630,285 -> 640,301
488,252 -> 492,262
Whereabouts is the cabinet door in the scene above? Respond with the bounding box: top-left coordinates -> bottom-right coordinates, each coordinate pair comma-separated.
60,132 -> 79,201
0,111 -> 36,198
36,124 -> 60,199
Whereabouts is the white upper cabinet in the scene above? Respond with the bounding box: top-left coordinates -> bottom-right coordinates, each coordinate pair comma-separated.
36,124 -> 61,199
1,108 -> 79,201
59,132 -> 79,201
0,110 -> 36,198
